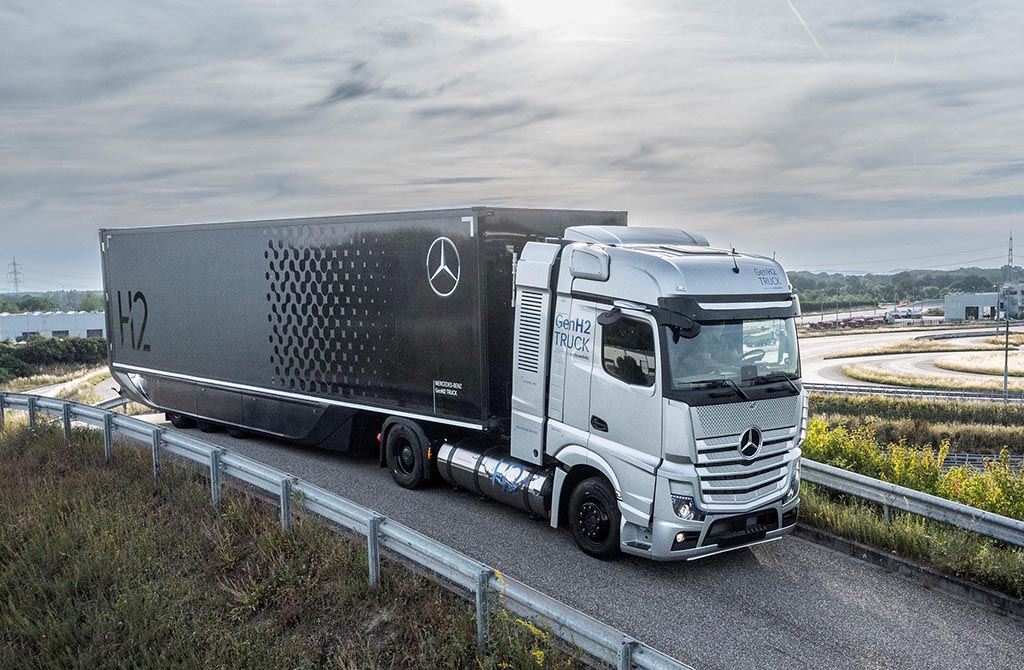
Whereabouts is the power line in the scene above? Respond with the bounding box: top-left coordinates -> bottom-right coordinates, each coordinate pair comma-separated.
6,257 -> 23,292
798,244 -> 1006,269
921,254 -> 1008,270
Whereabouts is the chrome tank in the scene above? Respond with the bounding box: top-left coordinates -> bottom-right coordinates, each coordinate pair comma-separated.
436,437 -> 553,517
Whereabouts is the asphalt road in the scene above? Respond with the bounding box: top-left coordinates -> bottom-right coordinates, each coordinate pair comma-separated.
798,327 -> 1024,385
145,419 -> 1022,670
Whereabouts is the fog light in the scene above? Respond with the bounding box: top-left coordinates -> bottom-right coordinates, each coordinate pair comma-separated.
671,495 -> 703,521
675,532 -> 686,544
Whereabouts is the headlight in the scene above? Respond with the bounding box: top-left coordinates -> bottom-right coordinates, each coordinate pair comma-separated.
783,461 -> 801,504
671,495 -> 704,521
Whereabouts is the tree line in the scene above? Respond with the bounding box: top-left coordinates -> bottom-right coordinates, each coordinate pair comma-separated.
790,266 -> 1019,312
0,291 -> 103,313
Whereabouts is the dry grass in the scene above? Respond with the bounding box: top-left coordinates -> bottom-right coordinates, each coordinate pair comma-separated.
0,421 -> 581,670
934,351 -> 1024,377
0,364 -> 103,393
824,339 -> 1004,359
809,393 -> 1024,427
984,334 -> 1024,347
841,364 -> 1024,391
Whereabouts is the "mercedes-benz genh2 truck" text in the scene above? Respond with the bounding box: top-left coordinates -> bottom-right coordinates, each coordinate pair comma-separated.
101,207 -> 806,560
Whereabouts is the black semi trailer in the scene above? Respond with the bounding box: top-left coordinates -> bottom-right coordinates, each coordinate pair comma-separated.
102,206 -> 807,560
101,207 -> 624,445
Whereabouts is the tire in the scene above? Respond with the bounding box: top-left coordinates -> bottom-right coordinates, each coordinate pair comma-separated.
385,422 -> 428,489
196,420 -> 222,433
226,427 -> 249,439
568,476 -> 621,559
167,412 -> 196,429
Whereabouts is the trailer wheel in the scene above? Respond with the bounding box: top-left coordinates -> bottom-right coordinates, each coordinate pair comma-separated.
568,477 -> 621,559
196,420 -> 222,433
385,421 -> 429,489
167,412 -> 196,429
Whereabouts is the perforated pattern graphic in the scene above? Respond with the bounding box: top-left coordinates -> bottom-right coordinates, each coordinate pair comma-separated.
263,224 -> 397,398
692,395 -> 800,439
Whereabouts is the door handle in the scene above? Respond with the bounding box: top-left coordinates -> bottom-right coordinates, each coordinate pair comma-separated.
591,415 -> 609,432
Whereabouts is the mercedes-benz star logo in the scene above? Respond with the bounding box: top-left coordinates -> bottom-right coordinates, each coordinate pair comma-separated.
427,236 -> 461,297
738,426 -> 763,459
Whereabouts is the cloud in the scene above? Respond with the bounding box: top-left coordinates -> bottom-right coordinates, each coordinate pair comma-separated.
835,11 -> 947,33
2,1 -> 1024,286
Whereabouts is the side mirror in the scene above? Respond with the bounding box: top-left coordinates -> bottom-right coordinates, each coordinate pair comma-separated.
598,308 -> 622,326
569,246 -> 610,281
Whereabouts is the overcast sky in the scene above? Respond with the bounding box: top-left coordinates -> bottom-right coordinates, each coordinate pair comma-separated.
2,0 -> 1023,290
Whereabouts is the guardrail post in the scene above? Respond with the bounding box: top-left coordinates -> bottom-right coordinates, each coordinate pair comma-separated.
151,427 -> 163,478
618,639 -> 637,670
27,396 -> 36,427
209,450 -> 222,508
103,413 -> 114,462
367,515 -> 383,589
882,503 -> 891,524
62,403 -> 72,442
279,478 -> 292,532
476,569 -> 492,653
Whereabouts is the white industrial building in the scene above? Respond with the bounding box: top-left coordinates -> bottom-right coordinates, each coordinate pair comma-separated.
943,293 -> 998,321
0,311 -> 105,341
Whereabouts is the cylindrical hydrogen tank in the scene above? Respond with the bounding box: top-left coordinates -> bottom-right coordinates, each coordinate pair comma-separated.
435,437 -> 553,517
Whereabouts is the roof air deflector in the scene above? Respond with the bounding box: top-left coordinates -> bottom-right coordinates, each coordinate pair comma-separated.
563,226 -> 709,247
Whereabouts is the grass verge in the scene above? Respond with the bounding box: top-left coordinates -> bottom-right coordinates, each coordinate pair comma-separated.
934,351 -> 1024,377
841,364 -> 1024,391
0,421 -> 578,670
800,482 -> 1024,599
823,339 -> 1005,359
0,364 -> 102,393
55,370 -> 112,405
809,393 -> 1024,426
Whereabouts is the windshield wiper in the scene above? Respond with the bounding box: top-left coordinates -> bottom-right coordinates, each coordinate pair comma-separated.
692,378 -> 751,400
756,372 -> 799,394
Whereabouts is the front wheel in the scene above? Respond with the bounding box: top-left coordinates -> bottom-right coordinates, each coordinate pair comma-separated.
568,477 -> 621,559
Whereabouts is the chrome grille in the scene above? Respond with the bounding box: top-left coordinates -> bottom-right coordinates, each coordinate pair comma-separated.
692,395 -> 800,439
691,397 -> 800,506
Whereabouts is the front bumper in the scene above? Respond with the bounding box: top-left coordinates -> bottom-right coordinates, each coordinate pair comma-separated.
622,494 -> 800,561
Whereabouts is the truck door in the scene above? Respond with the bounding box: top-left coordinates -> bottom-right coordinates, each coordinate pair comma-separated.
588,309 -> 662,525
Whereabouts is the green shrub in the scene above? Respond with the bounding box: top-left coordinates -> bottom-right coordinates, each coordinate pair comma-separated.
812,413 -> 1024,455
802,418 -> 1024,521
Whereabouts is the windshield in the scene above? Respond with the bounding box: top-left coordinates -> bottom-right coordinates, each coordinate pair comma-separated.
665,318 -> 799,392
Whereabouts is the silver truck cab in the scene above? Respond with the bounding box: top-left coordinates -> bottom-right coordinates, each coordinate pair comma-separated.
511,226 -> 806,560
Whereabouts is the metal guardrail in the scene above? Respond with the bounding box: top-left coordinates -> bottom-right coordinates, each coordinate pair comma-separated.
804,382 -> 1024,403
941,452 -> 1024,471
801,459 -> 1024,548
0,393 -> 691,670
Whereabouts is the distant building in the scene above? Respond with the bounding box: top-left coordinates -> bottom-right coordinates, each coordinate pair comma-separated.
0,311 -> 105,341
943,293 -> 998,321
999,283 -> 1024,319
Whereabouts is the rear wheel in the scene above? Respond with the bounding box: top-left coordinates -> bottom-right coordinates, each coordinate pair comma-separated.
569,477 -> 621,559
385,422 -> 429,489
196,420 -> 222,433
167,412 -> 196,429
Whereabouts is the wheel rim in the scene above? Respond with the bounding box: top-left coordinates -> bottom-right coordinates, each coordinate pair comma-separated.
394,438 -> 416,476
577,497 -> 611,544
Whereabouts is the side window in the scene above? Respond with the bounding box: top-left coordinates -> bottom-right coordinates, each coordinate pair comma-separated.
602,317 -> 656,386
